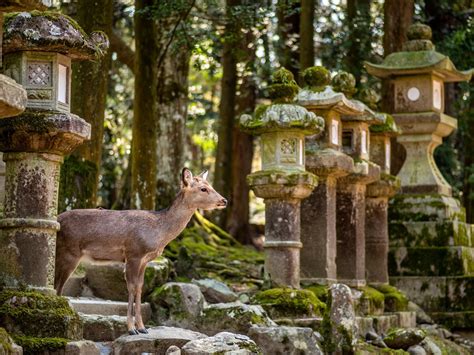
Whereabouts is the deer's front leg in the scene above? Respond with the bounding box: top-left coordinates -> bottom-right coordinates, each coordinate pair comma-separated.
125,258 -> 141,335
135,261 -> 148,334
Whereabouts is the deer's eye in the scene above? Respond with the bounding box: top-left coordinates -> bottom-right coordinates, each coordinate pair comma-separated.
201,188 -> 208,193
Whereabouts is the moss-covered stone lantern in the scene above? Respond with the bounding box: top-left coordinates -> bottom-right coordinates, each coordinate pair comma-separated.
332,72 -> 382,287
365,24 -> 474,329
241,68 -> 324,288
295,66 -> 363,285
0,11 -> 108,290
357,89 -> 402,284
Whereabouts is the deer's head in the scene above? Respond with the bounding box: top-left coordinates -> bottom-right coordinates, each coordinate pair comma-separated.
180,168 -> 227,210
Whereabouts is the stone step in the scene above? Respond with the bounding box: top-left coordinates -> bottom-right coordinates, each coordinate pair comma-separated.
80,314 -> 129,342
67,297 -> 152,320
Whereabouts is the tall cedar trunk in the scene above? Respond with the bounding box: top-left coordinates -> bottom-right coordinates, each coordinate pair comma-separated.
226,32 -> 257,244
59,0 -> 113,211
155,43 -> 190,210
131,0 -> 158,210
213,0 -> 240,224
277,0 -> 300,80
299,0 -> 314,74
382,0 -> 413,176
345,0 -> 371,83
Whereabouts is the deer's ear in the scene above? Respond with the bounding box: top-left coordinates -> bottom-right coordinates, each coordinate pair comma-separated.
199,170 -> 209,181
181,168 -> 193,187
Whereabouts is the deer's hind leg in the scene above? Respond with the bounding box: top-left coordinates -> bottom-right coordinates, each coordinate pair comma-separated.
54,249 -> 82,296
125,258 -> 142,335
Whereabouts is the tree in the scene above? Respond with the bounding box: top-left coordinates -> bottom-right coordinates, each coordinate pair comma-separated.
131,0 -> 158,210
299,0 -> 315,74
58,0 -> 113,211
276,0 -> 300,80
213,0 -> 241,224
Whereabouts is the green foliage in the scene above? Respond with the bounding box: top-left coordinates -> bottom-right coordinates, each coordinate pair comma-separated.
0,328 -> 12,353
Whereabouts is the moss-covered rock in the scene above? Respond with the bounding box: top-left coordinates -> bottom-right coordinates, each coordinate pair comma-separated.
383,328 -> 426,350
0,327 -> 13,354
355,340 -> 409,354
422,335 -> 471,355
301,66 -> 331,92
252,288 -> 325,318
372,284 -> 409,312
12,335 -> 68,354
303,284 -> 328,303
332,71 -> 357,98
358,286 -> 385,316
267,68 -> 299,103
0,290 -> 82,340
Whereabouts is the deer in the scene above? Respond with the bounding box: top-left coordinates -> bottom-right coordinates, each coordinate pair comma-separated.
54,168 -> 227,335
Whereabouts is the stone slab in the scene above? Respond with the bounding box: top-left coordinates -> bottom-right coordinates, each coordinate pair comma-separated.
0,74 -> 26,119
429,311 -> 474,330
113,326 -> 207,355
372,314 -> 398,334
80,314 -> 128,342
67,297 -> 151,321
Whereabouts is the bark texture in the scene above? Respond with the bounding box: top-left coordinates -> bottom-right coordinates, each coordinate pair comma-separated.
276,0 -> 300,80
60,0 -> 113,209
299,0 -> 314,74
131,0 -> 158,209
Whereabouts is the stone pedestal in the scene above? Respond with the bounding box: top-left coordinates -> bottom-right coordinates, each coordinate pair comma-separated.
300,149 -> 353,284
336,162 -> 380,287
0,112 -> 90,288
249,171 -> 317,288
365,177 -> 400,284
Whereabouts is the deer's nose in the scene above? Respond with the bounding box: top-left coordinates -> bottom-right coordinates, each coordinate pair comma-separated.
221,198 -> 228,206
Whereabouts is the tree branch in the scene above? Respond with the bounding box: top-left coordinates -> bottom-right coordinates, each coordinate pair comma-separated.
110,30 -> 135,74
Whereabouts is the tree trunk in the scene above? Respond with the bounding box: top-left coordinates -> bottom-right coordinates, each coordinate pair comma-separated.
59,0 -> 113,211
276,0 -> 300,80
131,0 -> 158,210
155,44 -> 191,210
345,0 -> 371,83
226,32 -> 257,244
213,0 -> 240,224
382,0 -> 413,176
299,0 -> 314,74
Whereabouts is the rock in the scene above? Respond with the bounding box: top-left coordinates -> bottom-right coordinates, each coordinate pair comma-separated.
322,283 -> 357,353
150,282 -> 205,328
182,332 -> 262,354
166,345 -> 182,355
199,302 -> 275,335
144,257 -> 172,295
84,262 -> 128,301
248,326 -> 323,354
384,328 -> 426,350
421,337 -> 442,355
80,314 -> 128,341
65,340 -> 100,355
365,331 -> 387,348
408,301 -> 433,325
408,344 -> 427,355
113,326 -> 206,355
193,278 -> 238,303
0,327 -> 22,355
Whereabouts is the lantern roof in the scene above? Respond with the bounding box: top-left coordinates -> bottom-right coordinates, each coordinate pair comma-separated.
296,66 -> 364,115
240,68 -> 325,135
3,11 -> 108,60
365,23 -> 472,82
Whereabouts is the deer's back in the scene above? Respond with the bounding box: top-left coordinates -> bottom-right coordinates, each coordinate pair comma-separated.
57,209 -> 159,260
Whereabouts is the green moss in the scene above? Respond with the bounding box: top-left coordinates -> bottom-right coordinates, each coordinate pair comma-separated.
357,87 -> 380,110
301,66 -> 331,92
254,104 -> 269,120
370,114 -> 400,134
268,68 -> 299,103
252,288 -> 325,318
360,286 -> 385,314
12,335 -> 67,355
355,340 -> 409,354
0,327 -> 13,353
407,23 -> 432,40
304,284 -> 328,303
332,71 -> 357,97
371,284 -> 408,312
0,290 -> 82,339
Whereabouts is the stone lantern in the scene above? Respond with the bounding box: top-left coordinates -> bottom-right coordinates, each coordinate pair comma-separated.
241,68 -> 324,288
358,88 -> 401,284
295,66 -> 362,285
0,11 -> 108,289
332,72 -> 381,287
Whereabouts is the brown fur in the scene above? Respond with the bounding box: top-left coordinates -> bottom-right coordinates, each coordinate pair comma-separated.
55,169 -> 226,334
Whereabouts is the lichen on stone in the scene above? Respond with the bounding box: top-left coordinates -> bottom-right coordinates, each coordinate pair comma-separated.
332,71 -> 357,98
370,114 -> 401,134
267,68 -> 299,103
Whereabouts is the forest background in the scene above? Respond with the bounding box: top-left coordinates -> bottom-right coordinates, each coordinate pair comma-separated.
54,0 -> 474,245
